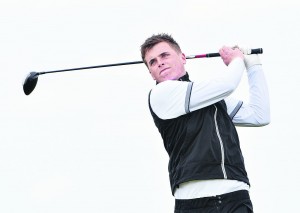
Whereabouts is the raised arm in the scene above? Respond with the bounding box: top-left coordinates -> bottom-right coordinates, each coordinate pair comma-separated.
226,51 -> 270,126
150,47 -> 246,120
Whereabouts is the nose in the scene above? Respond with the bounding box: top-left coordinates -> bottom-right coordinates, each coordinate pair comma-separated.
158,59 -> 165,67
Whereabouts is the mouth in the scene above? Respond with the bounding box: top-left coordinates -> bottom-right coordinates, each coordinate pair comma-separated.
160,67 -> 170,75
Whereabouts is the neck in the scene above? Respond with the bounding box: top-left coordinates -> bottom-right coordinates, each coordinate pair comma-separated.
156,72 -> 190,84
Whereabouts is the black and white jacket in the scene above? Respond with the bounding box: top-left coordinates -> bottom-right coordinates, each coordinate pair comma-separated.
148,58 -> 270,197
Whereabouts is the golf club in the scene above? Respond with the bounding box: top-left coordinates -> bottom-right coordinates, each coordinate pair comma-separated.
23,48 -> 263,95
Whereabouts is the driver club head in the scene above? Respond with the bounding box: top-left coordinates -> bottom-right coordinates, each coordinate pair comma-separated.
23,72 -> 40,95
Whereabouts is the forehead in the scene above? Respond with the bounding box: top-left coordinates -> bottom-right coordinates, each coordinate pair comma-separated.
145,42 -> 175,61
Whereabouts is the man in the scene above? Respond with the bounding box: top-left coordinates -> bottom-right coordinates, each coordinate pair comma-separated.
140,33 -> 270,213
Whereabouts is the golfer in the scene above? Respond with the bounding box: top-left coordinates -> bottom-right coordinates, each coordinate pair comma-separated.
141,34 -> 270,213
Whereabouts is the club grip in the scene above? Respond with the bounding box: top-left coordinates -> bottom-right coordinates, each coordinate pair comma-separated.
203,48 -> 263,58
251,48 -> 263,54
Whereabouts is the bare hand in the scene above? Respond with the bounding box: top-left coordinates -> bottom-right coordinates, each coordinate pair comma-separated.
219,46 -> 244,66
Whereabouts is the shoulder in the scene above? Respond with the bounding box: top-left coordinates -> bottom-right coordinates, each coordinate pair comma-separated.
149,80 -> 192,120
151,80 -> 190,97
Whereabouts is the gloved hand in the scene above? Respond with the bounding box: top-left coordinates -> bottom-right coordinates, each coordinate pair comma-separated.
219,46 -> 244,66
233,46 -> 262,69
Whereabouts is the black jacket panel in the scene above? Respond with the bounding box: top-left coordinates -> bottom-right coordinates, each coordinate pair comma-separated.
149,93 -> 250,195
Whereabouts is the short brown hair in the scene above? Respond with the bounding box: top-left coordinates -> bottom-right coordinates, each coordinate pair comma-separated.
140,33 -> 182,65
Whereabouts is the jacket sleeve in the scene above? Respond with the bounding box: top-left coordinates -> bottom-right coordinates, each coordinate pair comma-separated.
150,58 -> 245,120
225,64 -> 270,126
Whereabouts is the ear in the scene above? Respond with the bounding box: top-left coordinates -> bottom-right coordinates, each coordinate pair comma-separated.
181,53 -> 187,64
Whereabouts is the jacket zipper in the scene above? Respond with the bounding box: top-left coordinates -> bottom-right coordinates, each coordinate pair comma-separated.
214,105 -> 227,179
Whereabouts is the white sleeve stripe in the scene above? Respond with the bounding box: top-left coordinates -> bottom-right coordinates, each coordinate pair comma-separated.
229,101 -> 243,119
185,82 -> 194,113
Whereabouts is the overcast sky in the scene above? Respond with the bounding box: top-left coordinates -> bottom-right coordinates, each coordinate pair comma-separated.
1,0 -> 300,212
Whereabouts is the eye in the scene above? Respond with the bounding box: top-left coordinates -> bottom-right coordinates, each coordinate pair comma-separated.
149,59 -> 156,66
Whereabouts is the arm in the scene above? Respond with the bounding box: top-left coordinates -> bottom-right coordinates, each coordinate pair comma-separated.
150,47 -> 246,120
226,54 -> 270,126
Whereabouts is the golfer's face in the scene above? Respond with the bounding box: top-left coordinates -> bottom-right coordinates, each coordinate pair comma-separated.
145,42 -> 186,83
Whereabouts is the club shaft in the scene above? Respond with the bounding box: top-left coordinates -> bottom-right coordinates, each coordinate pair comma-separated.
39,60 -> 144,75
39,48 -> 263,75
186,48 -> 263,59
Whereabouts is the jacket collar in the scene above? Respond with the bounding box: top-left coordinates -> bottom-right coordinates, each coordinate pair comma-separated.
177,72 -> 190,82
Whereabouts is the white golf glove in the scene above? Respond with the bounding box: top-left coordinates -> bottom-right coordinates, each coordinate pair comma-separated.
233,46 -> 262,69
